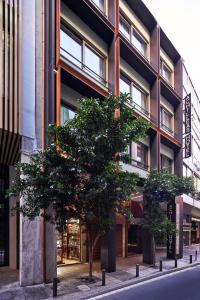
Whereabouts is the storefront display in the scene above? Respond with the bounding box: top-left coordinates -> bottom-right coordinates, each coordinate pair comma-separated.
57,219 -> 81,265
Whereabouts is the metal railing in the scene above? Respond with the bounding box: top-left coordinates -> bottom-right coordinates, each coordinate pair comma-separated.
131,159 -> 148,171
60,47 -> 107,87
128,100 -> 150,117
161,123 -> 174,135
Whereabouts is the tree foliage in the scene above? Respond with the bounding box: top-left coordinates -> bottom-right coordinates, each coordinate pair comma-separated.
9,94 -> 149,278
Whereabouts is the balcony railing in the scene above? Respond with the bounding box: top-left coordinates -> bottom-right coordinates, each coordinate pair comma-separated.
131,159 -> 148,171
128,100 -> 149,118
60,47 -> 107,87
161,123 -> 174,135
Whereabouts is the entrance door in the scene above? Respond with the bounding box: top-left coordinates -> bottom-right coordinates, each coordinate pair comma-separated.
0,166 -> 9,266
57,220 -> 81,265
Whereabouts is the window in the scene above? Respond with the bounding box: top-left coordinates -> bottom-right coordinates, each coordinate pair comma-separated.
160,60 -> 172,84
161,154 -> 173,172
120,75 -> 131,95
60,27 -> 106,85
84,46 -> 104,83
61,104 -> 75,125
119,16 -> 131,40
130,142 -> 148,170
92,0 -> 105,13
132,29 -> 147,57
160,107 -> 173,134
60,29 -> 82,68
119,15 -> 148,58
132,84 -> 148,114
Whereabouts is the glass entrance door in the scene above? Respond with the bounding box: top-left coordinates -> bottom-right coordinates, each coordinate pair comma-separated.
57,219 -> 81,265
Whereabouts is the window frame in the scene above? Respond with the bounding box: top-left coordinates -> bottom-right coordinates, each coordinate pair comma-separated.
90,0 -> 107,16
130,141 -> 149,170
119,13 -> 148,59
160,59 -> 173,85
160,105 -> 174,135
160,154 -> 173,172
60,23 -> 107,86
60,102 -> 76,125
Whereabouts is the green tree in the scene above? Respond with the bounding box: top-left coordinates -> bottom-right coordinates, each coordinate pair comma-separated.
9,94 -> 149,279
142,169 -> 195,265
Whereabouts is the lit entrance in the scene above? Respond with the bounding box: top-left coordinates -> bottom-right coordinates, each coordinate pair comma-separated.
57,219 -> 81,265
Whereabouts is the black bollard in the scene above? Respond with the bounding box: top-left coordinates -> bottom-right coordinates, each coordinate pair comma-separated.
190,254 -> 192,264
175,258 -> 177,268
195,250 -> 198,261
136,264 -> 139,277
102,269 -> 106,286
159,260 -> 163,272
53,277 -> 57,298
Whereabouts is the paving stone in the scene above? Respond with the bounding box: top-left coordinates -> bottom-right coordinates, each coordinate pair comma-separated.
77,284 -> 91,291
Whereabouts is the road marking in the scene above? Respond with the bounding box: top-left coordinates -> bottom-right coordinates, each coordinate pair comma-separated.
87,266 -> 200,299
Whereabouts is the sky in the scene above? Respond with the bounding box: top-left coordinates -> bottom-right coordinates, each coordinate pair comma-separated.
142,0 -> 200,96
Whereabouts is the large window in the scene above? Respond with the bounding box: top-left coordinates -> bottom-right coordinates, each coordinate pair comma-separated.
60,27 -> 106,85
119,15 -> 148,58
91,0 -> 106,14
61,104 -> 75,125
160,60 -> 172,84
120,74 -> 149,116
130,142 -> 148,170
161,154 -> 173,172
160,106 -> 173,134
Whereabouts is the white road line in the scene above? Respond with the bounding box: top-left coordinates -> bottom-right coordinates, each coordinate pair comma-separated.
87,266 -> 200,299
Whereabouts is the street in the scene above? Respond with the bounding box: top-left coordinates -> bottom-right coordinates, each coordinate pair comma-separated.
90,266 -> 200,300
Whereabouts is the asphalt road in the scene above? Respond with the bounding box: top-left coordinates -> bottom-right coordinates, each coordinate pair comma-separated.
92,266 -> 200,300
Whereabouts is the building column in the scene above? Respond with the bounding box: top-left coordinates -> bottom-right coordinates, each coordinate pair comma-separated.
167,195 -> 183,259
19,142 -> 44,286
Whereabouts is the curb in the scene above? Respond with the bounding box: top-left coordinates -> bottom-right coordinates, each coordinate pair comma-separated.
78,262 -> 200,300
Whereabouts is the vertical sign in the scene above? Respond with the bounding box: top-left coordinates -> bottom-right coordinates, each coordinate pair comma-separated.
184,93 -> 192,158
185,93 -> 191,134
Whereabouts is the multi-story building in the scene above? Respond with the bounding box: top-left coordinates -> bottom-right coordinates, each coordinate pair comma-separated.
2,0 -> 197,287
182,65 -> 200,246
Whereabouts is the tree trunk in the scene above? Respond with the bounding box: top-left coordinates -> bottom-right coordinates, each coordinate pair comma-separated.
143,228 -> 156,265
151,234 -> 156,267
88,241 -> 93,280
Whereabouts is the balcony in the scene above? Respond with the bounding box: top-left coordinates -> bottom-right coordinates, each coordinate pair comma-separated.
131,159 -> 148,171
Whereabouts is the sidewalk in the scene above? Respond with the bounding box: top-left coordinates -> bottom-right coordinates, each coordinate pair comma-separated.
0,245 -> 200,300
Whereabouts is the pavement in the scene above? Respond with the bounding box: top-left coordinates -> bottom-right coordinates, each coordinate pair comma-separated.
0,245 -> 200,300
90,265 -> 200,300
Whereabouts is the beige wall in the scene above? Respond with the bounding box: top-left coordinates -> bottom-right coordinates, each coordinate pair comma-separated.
61,84 -> 83,108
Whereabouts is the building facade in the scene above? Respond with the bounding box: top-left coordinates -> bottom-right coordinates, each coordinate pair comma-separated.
2,0 -> 198,286
182,65 -> 200,246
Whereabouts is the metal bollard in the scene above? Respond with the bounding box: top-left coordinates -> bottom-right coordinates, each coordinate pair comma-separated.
159,260 -> 163,272
136,264 -> 139,277
102,269 -> 106,286
53,277 -> 57,298
195,250 -> 198,261
190,254 -> 192,264
175,258 -> 177,268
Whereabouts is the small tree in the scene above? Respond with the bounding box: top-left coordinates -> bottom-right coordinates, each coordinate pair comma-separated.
143,169 -> 194,266
10,94 -> 149,279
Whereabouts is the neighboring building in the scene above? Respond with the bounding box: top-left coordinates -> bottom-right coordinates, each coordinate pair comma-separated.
182,65 -> 200,246
2,0 -> 198,287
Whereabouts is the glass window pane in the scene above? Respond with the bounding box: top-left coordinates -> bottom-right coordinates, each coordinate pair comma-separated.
161,108 -> 173,131
92,0 -> 105,12
84,46 -> 104,82
61,105 -> 75,125
131,142 -> 148,169
161,61 -> 172,83
161,155 -> 172,171
120,76 -> 131,95
119,17 -> 130,40
132,85 -> 147,110
132,30 -> 147,56
60,29 -> 82,68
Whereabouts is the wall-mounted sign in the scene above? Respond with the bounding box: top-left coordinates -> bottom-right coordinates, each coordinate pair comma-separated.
185,93 -> 191,134
185,133 -> 192,158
